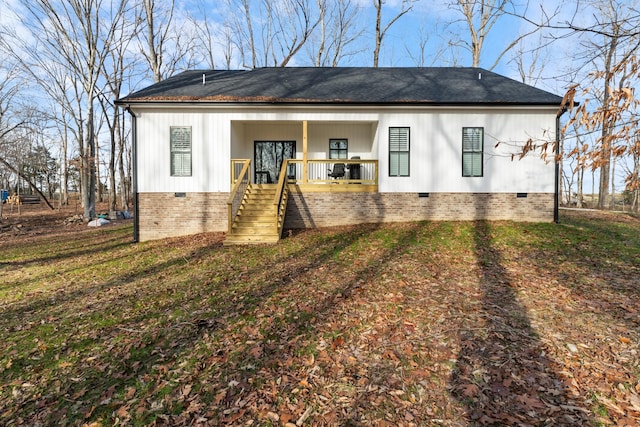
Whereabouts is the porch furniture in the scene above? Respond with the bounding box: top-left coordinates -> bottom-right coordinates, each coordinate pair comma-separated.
347,156 -> 361,180
328,163 -> 346,179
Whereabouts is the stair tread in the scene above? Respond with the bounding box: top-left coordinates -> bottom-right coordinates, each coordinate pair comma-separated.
226,184 -> 287,245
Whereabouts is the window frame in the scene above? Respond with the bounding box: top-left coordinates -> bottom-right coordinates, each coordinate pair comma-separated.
329,138 -> 348,159
462,126 -> 484,177
170,126 -> 192,177
389,127 -> 410,177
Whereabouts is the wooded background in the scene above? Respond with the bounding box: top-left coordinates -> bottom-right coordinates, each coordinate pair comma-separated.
1,0 -> 638,219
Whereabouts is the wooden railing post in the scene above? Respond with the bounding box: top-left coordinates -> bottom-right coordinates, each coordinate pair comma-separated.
273,159 -> 290,237
227,159 -> 251,234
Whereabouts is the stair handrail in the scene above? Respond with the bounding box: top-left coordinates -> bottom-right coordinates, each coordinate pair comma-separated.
273,159 -> 290,237
227,159 -> 251,234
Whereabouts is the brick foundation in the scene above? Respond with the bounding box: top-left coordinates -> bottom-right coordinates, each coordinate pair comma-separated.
137,191 -> 553,241
138,192 -> 229,241
284,192 -> 554,229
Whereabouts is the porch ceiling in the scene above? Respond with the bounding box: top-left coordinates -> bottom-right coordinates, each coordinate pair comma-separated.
231,119 -> 378,125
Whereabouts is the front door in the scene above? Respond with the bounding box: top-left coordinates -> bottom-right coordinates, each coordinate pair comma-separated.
254,141 -> 296,184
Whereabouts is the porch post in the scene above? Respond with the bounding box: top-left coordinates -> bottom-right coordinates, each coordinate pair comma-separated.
303,120 -> 308,184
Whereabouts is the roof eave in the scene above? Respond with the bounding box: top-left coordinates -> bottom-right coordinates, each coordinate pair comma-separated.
115,98 -> 562,108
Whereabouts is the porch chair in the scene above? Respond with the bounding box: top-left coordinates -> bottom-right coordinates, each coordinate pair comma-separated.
328,163 -> 346,179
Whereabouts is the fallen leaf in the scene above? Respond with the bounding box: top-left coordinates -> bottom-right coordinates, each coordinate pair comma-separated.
181,384 -> 192,398
115,406 -> 130,419
461,384 -> 479,398
125,387 -> 136,399
331,336 -> 344,350
516,394 -> 546,409
298,379 -> 310,388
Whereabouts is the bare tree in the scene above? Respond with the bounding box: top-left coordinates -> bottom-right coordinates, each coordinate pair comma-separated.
372,0 -> 415,67
1,11 -> 79,208
0,67 -> 26,145
8,0 -> 128,220
189,0 -> 220,69
0,122 -> 56,210
447,0 -> 545,70
99,5 -> 137,212
140,0 -> 173,82
0,67 -> 26,218
561,0 -> 640,209
591,4 -> 639,209
404,24 -> 437,67
511,0 -> 640,211
274,0 -> 323,66
625,135 -> 640,213
229,0 -> 258,68
138,0 -> 198,81
309,0 -> 365,66
511,32 -> 551,86
227,0 -> 322,68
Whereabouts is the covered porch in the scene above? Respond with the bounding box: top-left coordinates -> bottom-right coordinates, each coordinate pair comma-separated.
230,119 -> 379,190
231,158 -> 379,190
225,120 -> 379,244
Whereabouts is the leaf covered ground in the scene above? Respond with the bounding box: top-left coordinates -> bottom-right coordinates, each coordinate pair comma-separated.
0,208 -> 639,426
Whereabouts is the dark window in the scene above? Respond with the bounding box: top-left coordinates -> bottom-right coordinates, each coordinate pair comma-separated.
170,126 -> 192,176
389,127 -> 409,176
329,139 -> 348,159
462,127 -> 483,177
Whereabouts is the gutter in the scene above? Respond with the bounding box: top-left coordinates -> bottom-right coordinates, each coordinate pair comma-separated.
124,106 -> 139,243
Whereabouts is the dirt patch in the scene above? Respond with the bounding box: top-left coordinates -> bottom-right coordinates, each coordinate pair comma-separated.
0,202 -> 132,245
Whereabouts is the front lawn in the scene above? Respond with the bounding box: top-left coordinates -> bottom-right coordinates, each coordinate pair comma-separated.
0,210 -> 639,426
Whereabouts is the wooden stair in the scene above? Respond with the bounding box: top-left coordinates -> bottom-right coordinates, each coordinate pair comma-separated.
224,184 -> 287,245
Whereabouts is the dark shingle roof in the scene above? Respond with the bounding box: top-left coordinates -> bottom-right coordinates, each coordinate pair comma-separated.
118,67 -> 563,106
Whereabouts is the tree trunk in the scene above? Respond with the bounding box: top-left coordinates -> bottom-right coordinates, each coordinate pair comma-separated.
373,0 -> 382,67
143,0 -> 163,82
109,111 -> 118,213
634,153 -> 639,213
576,165 -> 584,208
82,105 -> 96,220
118,113 -> 128,211
62,124 -> 69,205
95,133 -> 102,203
610,156 -> 616,209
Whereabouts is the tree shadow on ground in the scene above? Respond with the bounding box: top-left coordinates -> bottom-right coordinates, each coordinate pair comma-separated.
537,214 -> 640,333
1,222 -> 407,424
450,221 -> 592,426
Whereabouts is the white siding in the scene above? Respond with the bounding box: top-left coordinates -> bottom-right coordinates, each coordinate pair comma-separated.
135,109 -> 230,192
377,109 -> 556,193
133,105 -> 557,194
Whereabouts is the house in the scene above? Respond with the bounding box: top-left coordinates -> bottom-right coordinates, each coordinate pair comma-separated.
116,67 -> 565,244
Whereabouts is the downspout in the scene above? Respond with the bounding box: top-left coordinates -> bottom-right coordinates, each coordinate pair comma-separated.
125,106 -> 139,242
554,107 -> 567,223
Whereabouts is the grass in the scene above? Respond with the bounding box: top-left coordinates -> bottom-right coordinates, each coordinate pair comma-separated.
0,210 -> 639,426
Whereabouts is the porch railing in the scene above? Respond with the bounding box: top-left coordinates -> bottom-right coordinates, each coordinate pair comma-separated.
227,159 -> 251,234
285,159 -> 378,185
273,159 -> 291,237
231,159 -> 251,185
